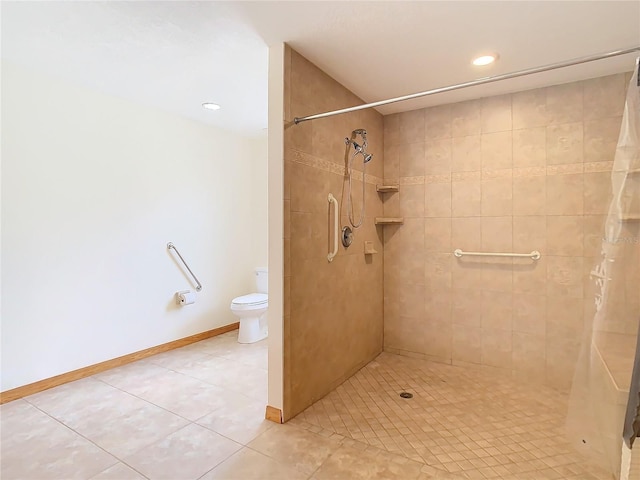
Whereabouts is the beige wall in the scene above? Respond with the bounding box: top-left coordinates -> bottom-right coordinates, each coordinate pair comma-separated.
283,47 -> 385,419
382,72 -> 632,390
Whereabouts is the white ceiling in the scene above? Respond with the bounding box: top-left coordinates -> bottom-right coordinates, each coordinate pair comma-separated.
2,1 -> 639,134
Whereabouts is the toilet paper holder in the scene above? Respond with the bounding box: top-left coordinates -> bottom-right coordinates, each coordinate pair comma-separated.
176,290 -> 196,306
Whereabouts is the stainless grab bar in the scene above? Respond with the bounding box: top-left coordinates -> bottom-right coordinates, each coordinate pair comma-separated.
454,248 -> 541,260
167,242 -> 203,291
328,194 -> 338,262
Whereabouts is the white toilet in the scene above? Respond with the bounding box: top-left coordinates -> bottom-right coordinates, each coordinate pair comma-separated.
230,267 -> 268,344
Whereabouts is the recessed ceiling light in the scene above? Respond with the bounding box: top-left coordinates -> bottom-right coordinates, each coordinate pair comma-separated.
472,54 -> 498,66
202,102 -> 221,111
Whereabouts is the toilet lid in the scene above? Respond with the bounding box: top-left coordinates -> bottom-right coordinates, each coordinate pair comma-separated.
232,293 -> 268,306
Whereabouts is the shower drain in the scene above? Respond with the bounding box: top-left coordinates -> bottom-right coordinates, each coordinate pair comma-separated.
399,392 -> 413,399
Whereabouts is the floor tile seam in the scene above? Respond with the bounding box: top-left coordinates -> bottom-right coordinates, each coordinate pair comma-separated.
243,441 -> 332,479
21,401 -> 128,476
91,377 -> 210,424
191,442 -> 246,480
28,394 -> 202,474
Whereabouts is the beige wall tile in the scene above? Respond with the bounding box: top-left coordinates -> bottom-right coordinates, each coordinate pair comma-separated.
546,337 -> 580,391
425,253 -> 452,289
384,144 -> 400,182
452,257 -> 484,290
452,135 -> 481,172
481,216 -> 513,252
452,325 -> 482,364
425,138 -> 452,175
512,176 -> 546,216
423,320 -> 452,360
512,293 -> 546,335
513,216 -> 546,254
513,127 -> 546,167
481,291 -> 513,331
546,82 -> 583,125
546,216 -> 584,256
546,174 -> 583,215
424,218 -> 451,253
584,116 -> 622,164
546,123 -> 583,165
425,286 -> 452,321
481,328 -> 512,368
451,217 -> 481,251
512,332 -> 546,382
290,162 -> 340,214
513,256 -> 547,294
512,88 -> 546,129
424,182 -> 452,217
451,180 -> 481,217
546,256 -> 584,298
284,199 -> 291,239
399,109 -> 425,145
400,282 -> 426,319
481,94 -> 512,133
424,104 -> 452,140
451,288 -> 483,327
481,260 -> 513,293
399,142 -> 425,177
583,74 -> 626,120
451,99 -> 481,137
546,296 -> 584,338
481,131 -> 512,170
583,215 -> 606,257
481,178 -> 513,216
384,113 -> 399,146
584,172 -> 612,215
399,184 -> 426,218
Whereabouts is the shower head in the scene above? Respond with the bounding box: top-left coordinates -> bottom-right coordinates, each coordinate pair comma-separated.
363,153 -> 373,163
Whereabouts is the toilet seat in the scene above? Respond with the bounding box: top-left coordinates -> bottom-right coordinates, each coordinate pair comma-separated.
231,293 -> 268,310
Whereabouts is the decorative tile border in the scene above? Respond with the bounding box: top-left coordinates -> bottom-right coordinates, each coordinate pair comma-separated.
400,176 -> 425,185
482,168 -> 512,180
451,171 -> 481,182
546,163 -> 583,176
513,166 -> 546,178
425,173 -> 452,184
288,149 -> 383,186
585,161 -> 615,173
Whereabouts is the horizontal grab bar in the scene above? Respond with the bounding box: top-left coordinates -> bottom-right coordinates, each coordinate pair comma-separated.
167,242 -> 203,291
454,248 -> 541,260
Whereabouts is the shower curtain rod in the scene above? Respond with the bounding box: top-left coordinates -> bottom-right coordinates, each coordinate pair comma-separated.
293,46 -> 640,124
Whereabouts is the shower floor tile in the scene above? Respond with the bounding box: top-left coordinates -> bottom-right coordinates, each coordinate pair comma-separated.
292,352 -> 612,480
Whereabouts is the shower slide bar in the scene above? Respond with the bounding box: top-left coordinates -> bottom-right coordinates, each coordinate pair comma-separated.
454,249 -> 541,260
328,194 -> 339,262
167,242 -> 203,291
293,46 -> 640,124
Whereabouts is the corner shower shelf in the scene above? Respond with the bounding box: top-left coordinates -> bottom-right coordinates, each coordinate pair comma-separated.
619,214 -> 640,222
375,217 -> 404,225
376,184 -> 400,193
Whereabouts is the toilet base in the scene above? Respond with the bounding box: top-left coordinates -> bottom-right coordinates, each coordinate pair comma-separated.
238,315 -> 268,344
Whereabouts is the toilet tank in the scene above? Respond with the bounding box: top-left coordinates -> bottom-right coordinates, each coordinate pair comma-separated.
255,267 -> 268,293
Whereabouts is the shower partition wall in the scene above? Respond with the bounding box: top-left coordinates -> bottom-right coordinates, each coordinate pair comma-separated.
282,46 -> 385,420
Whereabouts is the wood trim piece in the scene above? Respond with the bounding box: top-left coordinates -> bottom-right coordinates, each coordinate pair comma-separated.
265,405 -> 283,424
0,323 -> 239,405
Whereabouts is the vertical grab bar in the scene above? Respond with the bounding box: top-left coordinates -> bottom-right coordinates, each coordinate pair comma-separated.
328,194 -> 339,262
167,242 -> 203,291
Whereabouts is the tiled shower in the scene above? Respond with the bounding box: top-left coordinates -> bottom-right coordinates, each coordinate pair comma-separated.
282,45 -> 639,478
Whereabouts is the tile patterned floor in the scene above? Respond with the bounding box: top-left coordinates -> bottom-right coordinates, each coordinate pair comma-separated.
1,333 -> 615,479
292,352 -> 614,480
